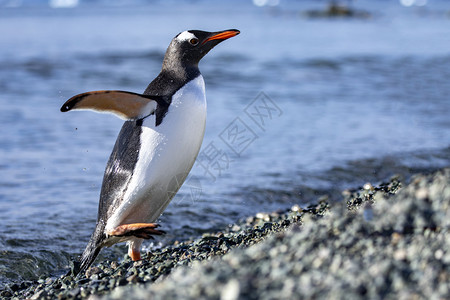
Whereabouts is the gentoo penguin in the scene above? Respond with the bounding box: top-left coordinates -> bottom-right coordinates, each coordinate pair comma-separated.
61,29 -> 240,274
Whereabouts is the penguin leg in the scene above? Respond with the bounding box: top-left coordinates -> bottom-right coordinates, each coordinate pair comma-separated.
107,223 -> 165,240
129,248 -> 141,261
127,239 -> 143,261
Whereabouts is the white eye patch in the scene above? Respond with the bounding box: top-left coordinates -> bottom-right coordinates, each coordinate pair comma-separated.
176,31 -> 197,43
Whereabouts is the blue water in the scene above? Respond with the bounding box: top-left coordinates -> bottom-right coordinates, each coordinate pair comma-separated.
1,0 -> 450,285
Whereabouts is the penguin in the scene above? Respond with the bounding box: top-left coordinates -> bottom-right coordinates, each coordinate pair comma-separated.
61,29 -> 240,274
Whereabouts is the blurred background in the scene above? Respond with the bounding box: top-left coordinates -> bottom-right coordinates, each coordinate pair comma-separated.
0,0 -> 449,285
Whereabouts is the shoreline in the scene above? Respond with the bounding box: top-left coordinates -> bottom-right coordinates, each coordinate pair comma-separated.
2,168 -> 449,299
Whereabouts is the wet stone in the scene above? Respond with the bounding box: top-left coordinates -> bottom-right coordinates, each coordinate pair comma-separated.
127,274 -> 139,283
117,278 -> 128,287
68,287 -> 80,297
0,290 -> 12,297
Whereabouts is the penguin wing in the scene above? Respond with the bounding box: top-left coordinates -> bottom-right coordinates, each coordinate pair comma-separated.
61,90 -> 162,120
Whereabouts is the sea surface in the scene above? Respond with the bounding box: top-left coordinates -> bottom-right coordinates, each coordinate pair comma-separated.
1,0 -> 449,285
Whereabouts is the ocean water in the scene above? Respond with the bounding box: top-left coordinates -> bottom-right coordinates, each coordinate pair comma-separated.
1,0 -> 449,285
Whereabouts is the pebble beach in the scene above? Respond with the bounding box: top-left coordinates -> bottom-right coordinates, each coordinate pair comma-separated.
1,168 -> 449,299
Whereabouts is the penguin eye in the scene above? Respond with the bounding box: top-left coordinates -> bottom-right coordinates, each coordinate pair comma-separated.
189,38 -> 199,46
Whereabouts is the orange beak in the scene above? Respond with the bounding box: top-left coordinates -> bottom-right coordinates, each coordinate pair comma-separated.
202,29 -> 240,45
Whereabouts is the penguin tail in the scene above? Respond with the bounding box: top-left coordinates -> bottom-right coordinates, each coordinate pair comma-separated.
71,231 -> 105,277
79,242 -> 102,275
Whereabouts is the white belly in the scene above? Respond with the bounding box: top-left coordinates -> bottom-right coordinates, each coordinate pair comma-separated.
105,75 -> 206,232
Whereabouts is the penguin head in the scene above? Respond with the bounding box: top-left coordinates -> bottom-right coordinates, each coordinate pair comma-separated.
162,29 -> 240,71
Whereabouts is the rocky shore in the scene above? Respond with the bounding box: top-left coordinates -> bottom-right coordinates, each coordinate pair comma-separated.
2,168 -> 449,299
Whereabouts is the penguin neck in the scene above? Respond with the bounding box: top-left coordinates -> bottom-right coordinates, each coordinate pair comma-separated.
164,65 -> 200,86
144,62 -> 200,96
162,57 -> 200,84
143,60 -> 202,127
